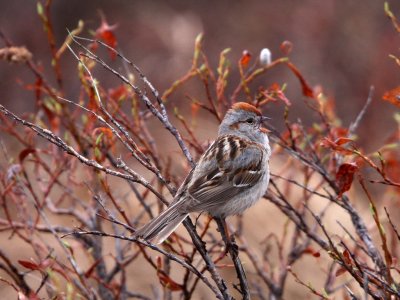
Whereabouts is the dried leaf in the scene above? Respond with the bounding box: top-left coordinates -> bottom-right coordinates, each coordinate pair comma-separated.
0,46 -> 32,64
336,163 -> 359,196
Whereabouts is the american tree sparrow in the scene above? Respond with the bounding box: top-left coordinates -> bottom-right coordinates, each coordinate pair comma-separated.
135,102 -> 271,244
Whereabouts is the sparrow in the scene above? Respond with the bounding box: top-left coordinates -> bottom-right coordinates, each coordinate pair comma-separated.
134,102 -> 271,244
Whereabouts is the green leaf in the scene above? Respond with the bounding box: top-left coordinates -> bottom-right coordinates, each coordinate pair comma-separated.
62,240 -> 71,249
369,203 -> 376,217
37,2 -> 44,16
95,132 -> 104,146
94,147 -> 102,160
394,112 -> 400,124
384,2 -> 393,17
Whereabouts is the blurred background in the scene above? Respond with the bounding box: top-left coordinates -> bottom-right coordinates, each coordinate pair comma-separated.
0,0 -> 399,150
0,1 -> 399,299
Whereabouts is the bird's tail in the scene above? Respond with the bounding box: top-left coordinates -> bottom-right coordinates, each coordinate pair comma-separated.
134,201 -> 188,244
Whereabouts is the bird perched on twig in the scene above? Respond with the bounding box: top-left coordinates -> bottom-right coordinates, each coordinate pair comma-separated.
134,102 -> 271,244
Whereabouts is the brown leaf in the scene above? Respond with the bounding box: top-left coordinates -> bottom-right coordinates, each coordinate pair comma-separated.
336,163 -> 359,196
382,86 -> 400,107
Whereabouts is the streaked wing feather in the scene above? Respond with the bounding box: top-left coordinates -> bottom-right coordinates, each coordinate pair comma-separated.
184,136 -> 265,212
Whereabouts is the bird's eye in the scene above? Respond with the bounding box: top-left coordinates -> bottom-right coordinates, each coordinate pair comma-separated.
246,118 -> 255,124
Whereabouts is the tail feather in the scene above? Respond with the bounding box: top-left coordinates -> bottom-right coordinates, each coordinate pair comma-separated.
134,202 -> 188,244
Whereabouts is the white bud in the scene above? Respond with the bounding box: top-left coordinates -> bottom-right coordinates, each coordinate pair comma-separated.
259,48 -> 272,66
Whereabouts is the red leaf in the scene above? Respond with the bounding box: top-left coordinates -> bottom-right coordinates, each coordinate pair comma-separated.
94,13 -> 118,59
93,127 -> 114,140
303,247 -> 321,257
156,256 -> 162,269
336,163 -> 359,196
240,50 -> 252,67
335,137 -> 353,146
335,267 -> 347,277
108,85 -> 127,102
19,148 -> 36,163
343,249 -> 352,264
286,62 -> 314,98
18,260 -> 40,271
260,84 -> 292,106
280,40 -> 293,55
330,127 -> 349,140
382,86 -> 400,107
385,154 -> 400,183
191,102 -> 200,119
320,137 -> 354,155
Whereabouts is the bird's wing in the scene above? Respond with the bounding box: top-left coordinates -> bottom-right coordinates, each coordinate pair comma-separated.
181,135 -> 266,212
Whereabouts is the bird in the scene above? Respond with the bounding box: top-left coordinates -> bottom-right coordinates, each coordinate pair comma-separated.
134,102 -> 271,244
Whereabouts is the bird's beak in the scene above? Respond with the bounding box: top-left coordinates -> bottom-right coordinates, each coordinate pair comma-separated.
260,116 -> 271,133
261,116 -> 271,122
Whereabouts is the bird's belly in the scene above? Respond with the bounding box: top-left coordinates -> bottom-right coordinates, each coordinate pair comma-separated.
209,171 -> 270,218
